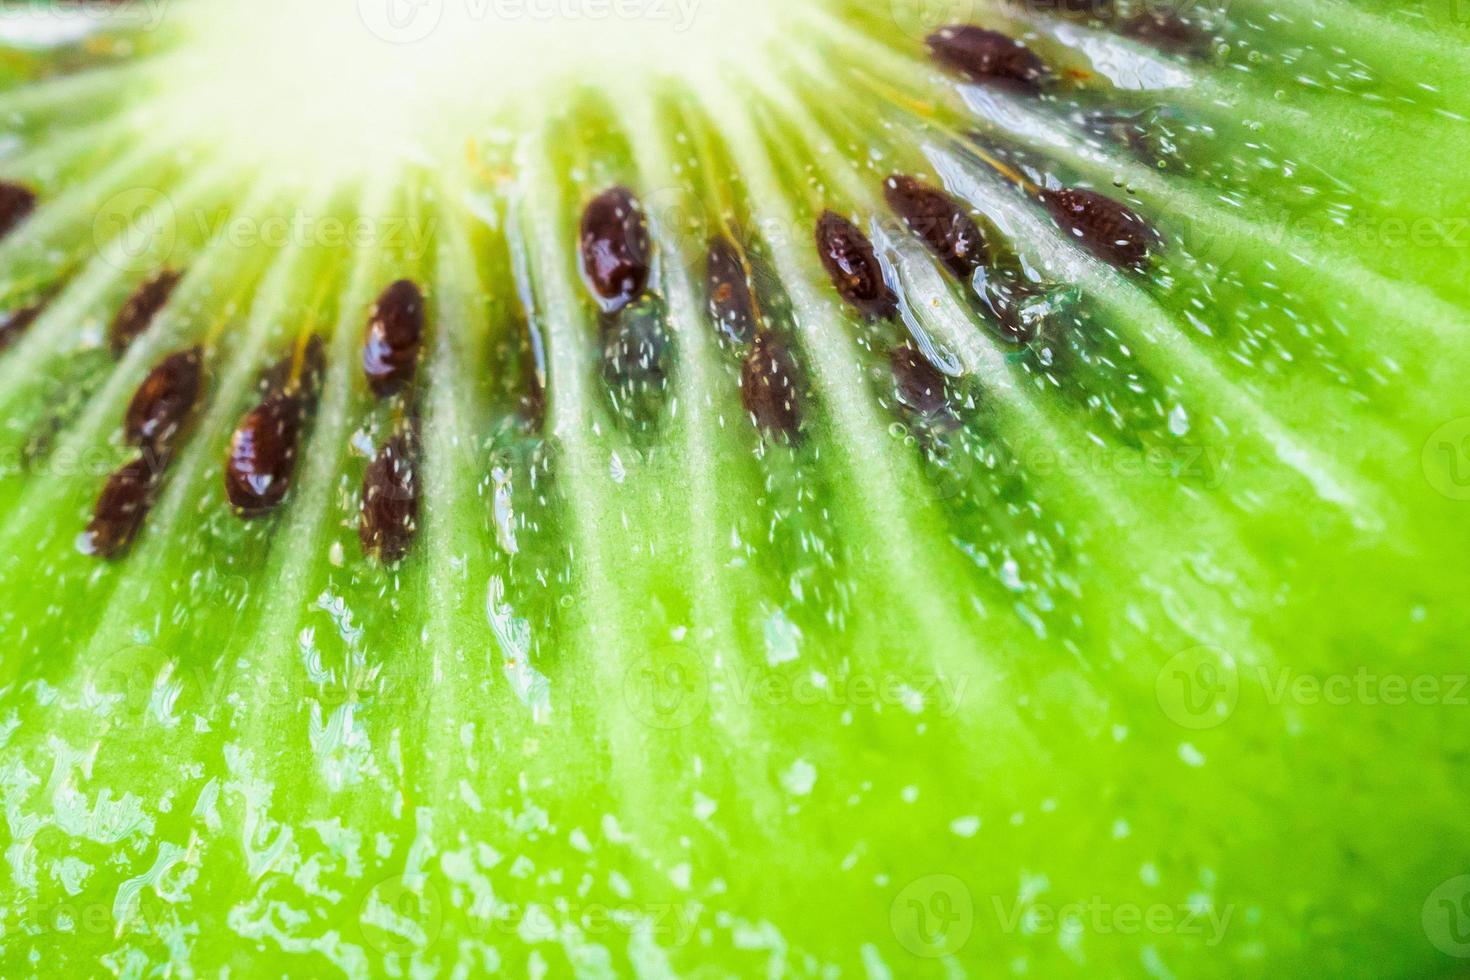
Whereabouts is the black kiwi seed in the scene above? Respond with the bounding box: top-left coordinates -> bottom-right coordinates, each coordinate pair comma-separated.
364,279 -> 424,397
815,211 -> 898,320
79,456 -> 160,559
226,340 -> 326,518
360,430 -> 420,564
110,269 -> 183,356
974,270 -> 1044,344
1040,186 -> 1159,271
262,333 -> 326,399
884,175 -> 990,281
580,186 -> 651,315
741,331 -> 803,442
225,391 -> 307,518
124,346 -> 203,455
1121,10 -> 1212,55
601,293 -> 672,387
926,26 -> 1050,91
706,235 -> 758,345
0,302 -> 44,352
0,181 -> 36,239
600,292 -> 674,431
890,345 -> 957,426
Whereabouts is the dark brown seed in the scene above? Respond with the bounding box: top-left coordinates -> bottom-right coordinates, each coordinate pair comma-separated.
975,273 -> 1042,344
890,345 -> 956,423
225,392 -> 306,518
262,334 -> 327,400
79,455 -> 159,559
1041,187 -> 1159,271
601,294 -> 672,389
884,175 -> 990,281
706,235 -> 758,345
1121,10 -> 1211,55
580,186 -> 651,315
1081,108 -> 1179,166
227,337 -> 327,517
111,269 -> 183,356
741,331 -> 803,442
124,346 -> 203,454
360,431 -> 419,564
0,181 -> 36,239
600,293 -> 673,430
815,211 -> 898,320
363,280 -> 424,397
927,26 -> 1050,90
0,303 -> 44,352
297,334 -> 327,398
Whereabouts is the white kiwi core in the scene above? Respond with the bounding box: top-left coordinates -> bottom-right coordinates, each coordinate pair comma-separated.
153,0 -> 798,176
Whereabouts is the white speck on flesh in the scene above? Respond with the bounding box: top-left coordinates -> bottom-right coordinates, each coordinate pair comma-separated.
693,793 -> 717,821
763,608 -> 801,667
781,759 -> 816,796
950,816 -> 981,838
1169,403 -> 1191,436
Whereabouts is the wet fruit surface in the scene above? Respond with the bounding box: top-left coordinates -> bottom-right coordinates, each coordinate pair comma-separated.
0,2 -> 1465,977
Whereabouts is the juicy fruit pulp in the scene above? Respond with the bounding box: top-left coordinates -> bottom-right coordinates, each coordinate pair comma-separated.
1,1 -> 1470,977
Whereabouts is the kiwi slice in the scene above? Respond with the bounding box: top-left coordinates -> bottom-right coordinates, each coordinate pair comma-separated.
0,1 -> 1468,975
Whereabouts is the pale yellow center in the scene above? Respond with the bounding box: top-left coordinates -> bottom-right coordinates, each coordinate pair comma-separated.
159,0 -> 794,174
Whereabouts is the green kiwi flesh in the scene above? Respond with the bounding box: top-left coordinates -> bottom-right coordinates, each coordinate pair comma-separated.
0,1 -> 1469,976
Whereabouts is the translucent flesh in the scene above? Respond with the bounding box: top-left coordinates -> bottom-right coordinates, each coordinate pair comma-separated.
0,2 -> 1468,976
